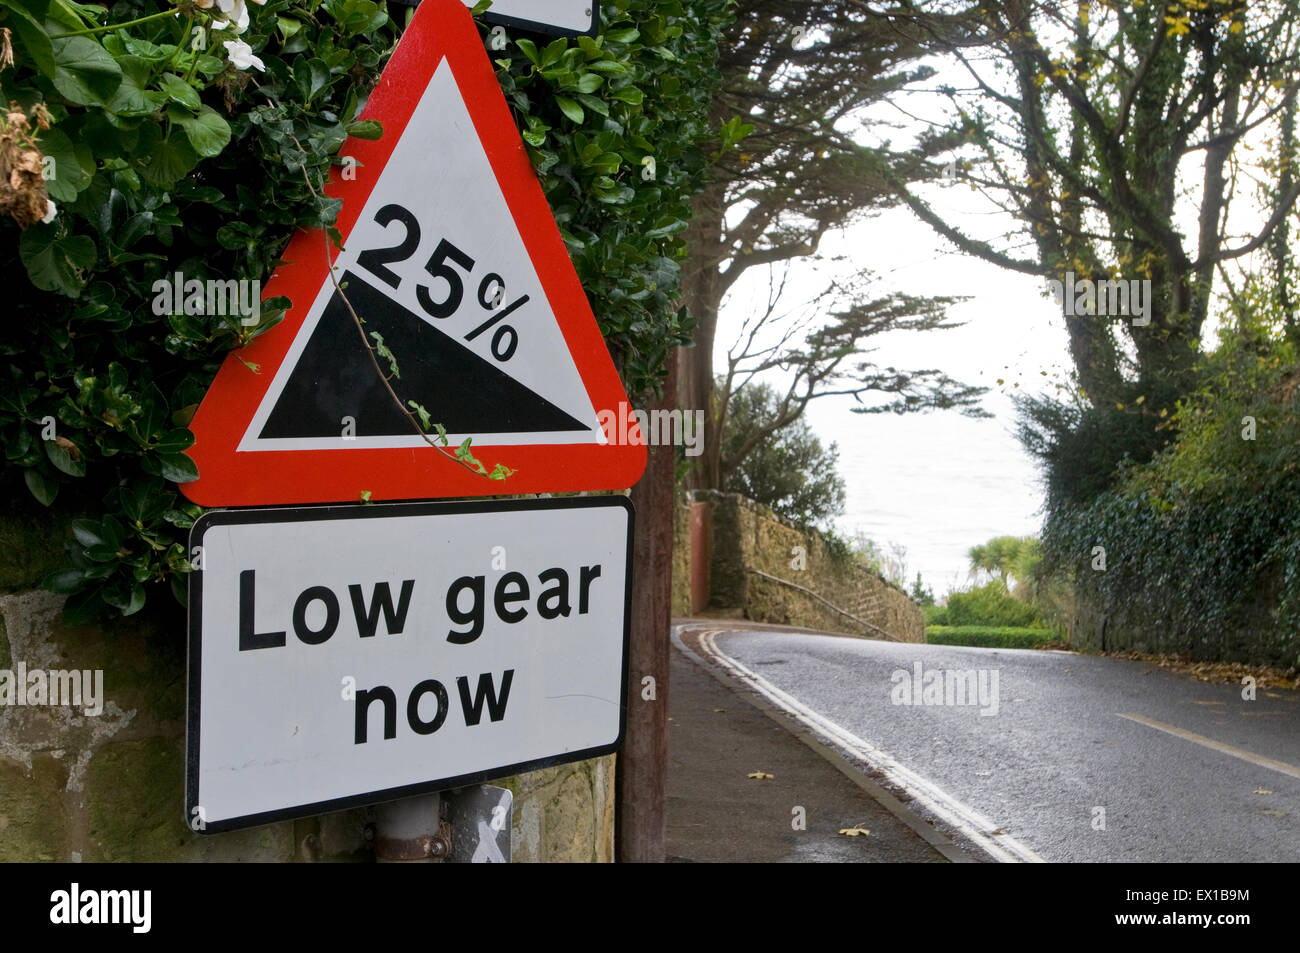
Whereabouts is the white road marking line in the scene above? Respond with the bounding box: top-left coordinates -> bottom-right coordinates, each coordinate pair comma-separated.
673,626 -> 1045,864
1118,713 -> 1300,781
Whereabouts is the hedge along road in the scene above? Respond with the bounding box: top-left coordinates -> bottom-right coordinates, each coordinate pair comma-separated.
675,625 -> 1300,862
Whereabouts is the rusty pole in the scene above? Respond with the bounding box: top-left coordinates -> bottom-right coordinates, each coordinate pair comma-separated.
373,795 -> 449,863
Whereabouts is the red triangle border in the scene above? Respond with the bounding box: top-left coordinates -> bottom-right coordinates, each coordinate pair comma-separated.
181,0 -> 645,506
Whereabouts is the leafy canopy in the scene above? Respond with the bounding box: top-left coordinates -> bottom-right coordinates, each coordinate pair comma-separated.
720,379 -> 846,528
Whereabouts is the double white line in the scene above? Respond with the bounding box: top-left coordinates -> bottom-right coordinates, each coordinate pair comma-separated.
674,626 -> 1045,864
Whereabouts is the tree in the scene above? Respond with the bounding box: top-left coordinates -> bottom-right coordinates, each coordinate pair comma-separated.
843,530 -> 907,581
678,0 -> 980,488
881,0 -> 1300,497
699,262 -> 988,490
966,534 -> 1038,590
910,572 -> 937,606
721,380 -> 846,527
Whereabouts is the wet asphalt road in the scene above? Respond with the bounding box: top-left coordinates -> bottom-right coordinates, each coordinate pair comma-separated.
713,629 -> 1300,862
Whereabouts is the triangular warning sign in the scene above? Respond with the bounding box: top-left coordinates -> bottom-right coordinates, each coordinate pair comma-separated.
181,0 -> 645,506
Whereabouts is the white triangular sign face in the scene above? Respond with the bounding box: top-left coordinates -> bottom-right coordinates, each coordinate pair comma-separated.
182,0 -> 644,505
240,60 -> 600,452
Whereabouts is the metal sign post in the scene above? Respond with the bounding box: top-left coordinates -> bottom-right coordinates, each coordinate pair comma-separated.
374,795 -> 448,863
372,786 -> 512,863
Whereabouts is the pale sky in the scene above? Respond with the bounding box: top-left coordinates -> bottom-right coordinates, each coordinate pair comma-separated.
715,186 -> 1070,595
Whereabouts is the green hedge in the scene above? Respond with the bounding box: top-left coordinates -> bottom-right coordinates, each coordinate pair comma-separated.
926,626 -> 1059,649
1,0 -> 733,622
1041,292 -> 1300,667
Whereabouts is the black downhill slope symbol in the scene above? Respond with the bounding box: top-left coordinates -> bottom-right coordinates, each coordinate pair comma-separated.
259,270 -> 588,439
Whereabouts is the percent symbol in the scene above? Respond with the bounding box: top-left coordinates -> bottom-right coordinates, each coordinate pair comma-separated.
353,204 -> 530,364
464,273 -> 529,362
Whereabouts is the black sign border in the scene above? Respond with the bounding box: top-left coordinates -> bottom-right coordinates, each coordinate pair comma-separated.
479,3 -> 600,38
388,1 -> 600,38
186,495 -> 633,835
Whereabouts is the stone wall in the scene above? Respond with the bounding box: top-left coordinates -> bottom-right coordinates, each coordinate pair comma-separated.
680,492 -> 924,643
671,497 -> 691,617
1066,568 -> 1288,665
0,510 -> 613,863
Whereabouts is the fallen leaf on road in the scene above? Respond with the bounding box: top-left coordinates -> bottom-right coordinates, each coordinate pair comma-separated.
747,771 -> 774,780
1262,809 -> 1288,817
713,708 -> 727,713
838,826 -> 870,837
1253,788 -> 1273,795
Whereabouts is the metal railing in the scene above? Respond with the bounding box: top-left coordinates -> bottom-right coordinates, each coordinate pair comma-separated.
745,567 -> 905,643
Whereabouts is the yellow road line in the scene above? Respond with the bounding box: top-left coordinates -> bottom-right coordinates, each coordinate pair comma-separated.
1119,713 -> 1300,781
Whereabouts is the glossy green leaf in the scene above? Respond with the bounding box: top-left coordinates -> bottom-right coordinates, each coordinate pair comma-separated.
19,226 -> 96,296
177,106 -> 231,158
51,35 -> 122,104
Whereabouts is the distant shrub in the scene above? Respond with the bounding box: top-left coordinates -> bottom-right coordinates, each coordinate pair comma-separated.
926,626 -> 1058,649
924,603 -> 949,626
945,581 -> 1043,628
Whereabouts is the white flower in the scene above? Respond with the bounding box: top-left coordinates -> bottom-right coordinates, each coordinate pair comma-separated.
213,0 -> 249,32
42,199 -> 56,224
223,38 -> 264,71
211,0 -> 249,33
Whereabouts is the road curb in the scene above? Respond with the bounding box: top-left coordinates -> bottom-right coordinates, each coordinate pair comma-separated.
672,623 -> 980,864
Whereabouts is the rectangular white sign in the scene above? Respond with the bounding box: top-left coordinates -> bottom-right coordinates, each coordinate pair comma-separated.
468,0 -> 598,36
186,497 -> 631,833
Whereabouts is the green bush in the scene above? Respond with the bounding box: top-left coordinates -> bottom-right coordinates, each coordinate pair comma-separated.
944,580 -> 1042,628
923,603 -> 948,626
1041,280 -> 1300,666
3,0 -> 400,620
1,0 -> 733,622
926,626 -> 1058,649
719,380 -> 847,528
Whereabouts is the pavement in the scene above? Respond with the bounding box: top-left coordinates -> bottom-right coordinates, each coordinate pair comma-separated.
665,623 -> 966,863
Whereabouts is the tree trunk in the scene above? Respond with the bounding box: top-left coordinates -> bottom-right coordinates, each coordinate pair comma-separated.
615,352 -> 678,863
678,180 -> 727,491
